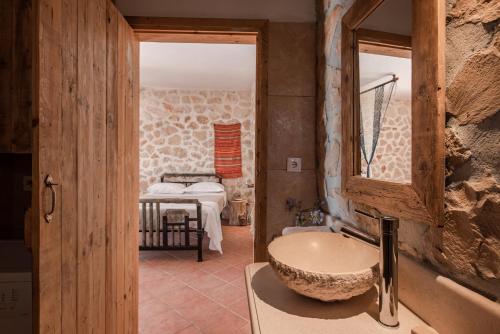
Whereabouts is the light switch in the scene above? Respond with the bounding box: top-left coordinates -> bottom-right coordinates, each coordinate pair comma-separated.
287,157 -> 302,172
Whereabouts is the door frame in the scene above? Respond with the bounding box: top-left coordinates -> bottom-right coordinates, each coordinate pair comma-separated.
126,17 -> 269,261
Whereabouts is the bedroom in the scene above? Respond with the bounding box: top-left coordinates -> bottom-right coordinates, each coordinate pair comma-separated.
138,40 -> 257,331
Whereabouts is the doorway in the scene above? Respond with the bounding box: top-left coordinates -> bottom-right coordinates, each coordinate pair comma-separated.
130,17 -> 268,333
128,16 -> 268,262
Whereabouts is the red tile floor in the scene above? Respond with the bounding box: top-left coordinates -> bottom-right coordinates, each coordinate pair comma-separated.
139,225 -> 254,334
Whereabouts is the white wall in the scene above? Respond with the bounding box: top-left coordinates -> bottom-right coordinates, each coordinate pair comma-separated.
116,0 -> 316,22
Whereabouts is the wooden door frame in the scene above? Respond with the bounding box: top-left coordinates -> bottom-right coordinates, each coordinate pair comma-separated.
125,16 -> 269,261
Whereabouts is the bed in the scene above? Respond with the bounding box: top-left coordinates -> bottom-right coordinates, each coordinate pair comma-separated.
139,174 -> 226,260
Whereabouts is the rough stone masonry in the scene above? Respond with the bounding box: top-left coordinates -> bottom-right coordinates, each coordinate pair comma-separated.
318,0 -> 500,299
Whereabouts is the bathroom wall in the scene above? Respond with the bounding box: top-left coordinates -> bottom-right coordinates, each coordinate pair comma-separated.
0,154 -> 31,239
117,0 -> 318,242
0,0 -> 32,154
139,86 -> 256,205
318,0 -> 500,299
317,0 -> 354,222
0,0 -> 33,240
266,23 -> 318,240
442,0 -> 499,298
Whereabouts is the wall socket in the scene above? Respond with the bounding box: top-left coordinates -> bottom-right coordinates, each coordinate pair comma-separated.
287,157 -> 302,172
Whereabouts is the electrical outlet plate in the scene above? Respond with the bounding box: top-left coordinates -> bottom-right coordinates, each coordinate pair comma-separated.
287,157 -> 302,172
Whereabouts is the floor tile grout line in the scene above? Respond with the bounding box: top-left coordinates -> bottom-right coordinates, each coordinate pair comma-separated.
182,282 -> 250,323
139,226 -> 253,333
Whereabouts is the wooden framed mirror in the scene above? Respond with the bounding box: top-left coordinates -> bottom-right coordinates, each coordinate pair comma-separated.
341,0 -> 445,224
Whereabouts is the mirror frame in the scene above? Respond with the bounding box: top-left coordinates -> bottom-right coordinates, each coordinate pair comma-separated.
341,0 -> 445,225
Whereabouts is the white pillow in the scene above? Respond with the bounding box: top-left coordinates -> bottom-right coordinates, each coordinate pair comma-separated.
147,182 -> 186,194
184,182 -> 225,193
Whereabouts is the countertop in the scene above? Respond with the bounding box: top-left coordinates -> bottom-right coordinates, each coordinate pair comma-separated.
245,263 -> 433,334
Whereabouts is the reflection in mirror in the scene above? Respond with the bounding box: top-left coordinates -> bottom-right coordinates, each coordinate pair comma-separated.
356,0 -> 412,184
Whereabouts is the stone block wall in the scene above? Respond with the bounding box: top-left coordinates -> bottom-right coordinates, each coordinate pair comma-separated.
318,0 -> 500,299
441,0 -> 499,298
317,0 -> 354,222
140,86 -> 256,207
360,98 -> 412,183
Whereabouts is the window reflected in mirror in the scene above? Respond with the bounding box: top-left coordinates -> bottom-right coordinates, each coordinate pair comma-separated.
356,0 -> 412,184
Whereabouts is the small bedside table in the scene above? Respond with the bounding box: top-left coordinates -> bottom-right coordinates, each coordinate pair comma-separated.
229,199 -> 248,226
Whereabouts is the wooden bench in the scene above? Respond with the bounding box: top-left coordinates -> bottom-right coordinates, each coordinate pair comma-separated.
139,198 -> 203,262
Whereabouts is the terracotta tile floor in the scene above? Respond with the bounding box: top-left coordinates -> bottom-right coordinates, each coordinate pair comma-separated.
139,225 -> 253,334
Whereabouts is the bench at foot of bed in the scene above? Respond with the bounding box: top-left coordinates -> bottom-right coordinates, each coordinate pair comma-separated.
139,200 -> 203,262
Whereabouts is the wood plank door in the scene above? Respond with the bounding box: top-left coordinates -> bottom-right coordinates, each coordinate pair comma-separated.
33,0 -> 139,333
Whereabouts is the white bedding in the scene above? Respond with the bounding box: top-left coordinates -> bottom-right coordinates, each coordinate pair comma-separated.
140,192 -> 227,253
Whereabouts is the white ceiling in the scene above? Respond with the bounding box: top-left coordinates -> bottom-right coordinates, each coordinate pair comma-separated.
358,0 -> 412,100
359,52 -> 411,100
140,42 -> 257,90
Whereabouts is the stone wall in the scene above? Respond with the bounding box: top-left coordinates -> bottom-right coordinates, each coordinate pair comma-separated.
318,0 -> 500,299
317,0 -> 354,222
441,0 -> 499,298
140,86 -> 256,207
360,98 -> 412,183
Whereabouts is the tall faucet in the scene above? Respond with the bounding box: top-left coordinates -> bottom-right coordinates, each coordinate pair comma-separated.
378,216 -> 399,327
338,216 -> 399,327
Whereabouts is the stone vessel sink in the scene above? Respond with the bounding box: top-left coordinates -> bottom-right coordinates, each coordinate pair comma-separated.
268,232 -> 379,302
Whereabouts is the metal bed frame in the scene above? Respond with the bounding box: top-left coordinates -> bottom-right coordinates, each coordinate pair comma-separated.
139,173 -> 223,262
160,173 -> 223,185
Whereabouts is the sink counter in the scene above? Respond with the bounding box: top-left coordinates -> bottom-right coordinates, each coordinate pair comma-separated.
245,263 -> 433,334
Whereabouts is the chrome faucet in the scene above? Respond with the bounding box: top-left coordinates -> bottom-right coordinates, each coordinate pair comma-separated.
378,217 -> 399,327
338,216 -> 399,328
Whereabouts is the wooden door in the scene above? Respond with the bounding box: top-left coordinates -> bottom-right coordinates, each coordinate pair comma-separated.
33,0 -> 139,333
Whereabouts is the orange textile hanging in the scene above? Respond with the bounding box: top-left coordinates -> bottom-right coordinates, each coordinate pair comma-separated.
214,123 -> 242,178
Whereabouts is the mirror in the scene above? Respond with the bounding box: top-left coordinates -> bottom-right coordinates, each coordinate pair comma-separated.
356,0 -> 412,183
341,0 -> 445,224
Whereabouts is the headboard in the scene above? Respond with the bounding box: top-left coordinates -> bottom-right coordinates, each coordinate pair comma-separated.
160,173 -> 223,186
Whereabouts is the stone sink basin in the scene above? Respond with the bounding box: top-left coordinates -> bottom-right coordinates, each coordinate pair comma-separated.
268,232 -> 379,302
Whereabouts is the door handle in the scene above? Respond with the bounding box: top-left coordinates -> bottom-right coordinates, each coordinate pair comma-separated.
44,175 -> 58,223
